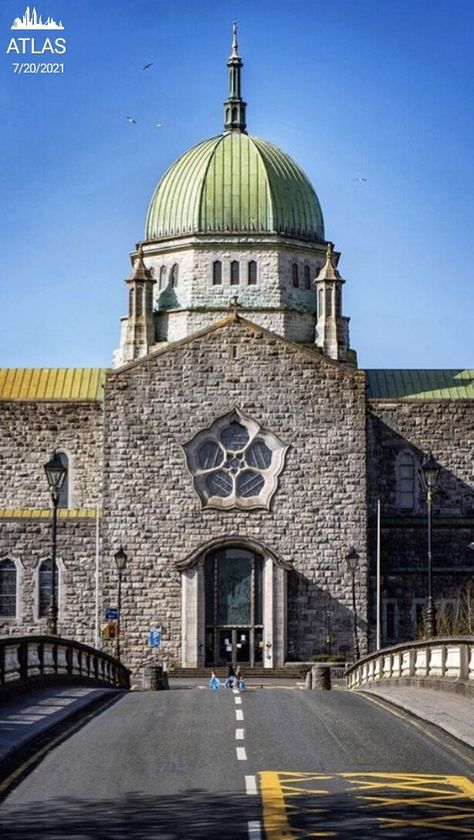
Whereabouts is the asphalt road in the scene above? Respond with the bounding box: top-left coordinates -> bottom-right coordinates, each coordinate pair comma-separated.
0,686 -> 473,839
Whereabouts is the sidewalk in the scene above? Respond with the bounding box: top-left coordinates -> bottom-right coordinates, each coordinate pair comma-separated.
0,686 -> 121,769
359,685 -> 474,748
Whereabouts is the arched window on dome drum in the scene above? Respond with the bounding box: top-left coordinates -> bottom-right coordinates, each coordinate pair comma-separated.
248,261 -> 257,285
136,287 -> 143,317
159,266 -> 166,290
38,558 -> 58,619
398,453 -> 416,510
0,558 -> 16,618
230,261 -> 240,286
170,264 -> 179,288
292,263 -> 299,288
325,287 -> 332,316
304,265 -> 311,290
213,261 -> 222,286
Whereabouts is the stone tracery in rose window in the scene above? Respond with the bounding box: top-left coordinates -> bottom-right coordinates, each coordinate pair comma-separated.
182,408 -> 289,510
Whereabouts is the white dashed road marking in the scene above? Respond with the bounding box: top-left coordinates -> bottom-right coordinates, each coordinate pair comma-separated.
235,728 -> 245,740
248,820 -> 262,839
235,696 -> 242,705
245,775 -> 257,795
236,747 -> 247,760
236,709 -> 244,721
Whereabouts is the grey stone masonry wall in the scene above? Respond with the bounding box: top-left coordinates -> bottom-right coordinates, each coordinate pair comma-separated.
0,515 -> 99,645
0,401 -> 104,509
366,399 -> 474,648
103,316 -> 368,675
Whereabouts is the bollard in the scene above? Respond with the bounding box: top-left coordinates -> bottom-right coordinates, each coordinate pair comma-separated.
311,664 -> 331,690
143,663 -> 164,690
305,669 -> 312,690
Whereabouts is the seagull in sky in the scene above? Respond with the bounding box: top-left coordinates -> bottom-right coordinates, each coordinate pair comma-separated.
352,177 -> 367,182
126,116 -> 137,124
143,62 -> 154,70
155,123 -> 163,128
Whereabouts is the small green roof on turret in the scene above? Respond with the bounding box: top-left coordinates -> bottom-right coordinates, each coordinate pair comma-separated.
145,25 -> 324,243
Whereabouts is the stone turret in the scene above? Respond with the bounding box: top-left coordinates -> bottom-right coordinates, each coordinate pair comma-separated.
120,246 -> 156,364
315,242 -> 350,362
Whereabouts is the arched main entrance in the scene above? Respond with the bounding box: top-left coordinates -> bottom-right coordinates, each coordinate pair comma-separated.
204,547 -> 264,666
178,536 -> 291,669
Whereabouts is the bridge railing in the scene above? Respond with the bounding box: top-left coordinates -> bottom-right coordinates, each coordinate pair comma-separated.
346,637 -> 474,690
0,635 -> 130,695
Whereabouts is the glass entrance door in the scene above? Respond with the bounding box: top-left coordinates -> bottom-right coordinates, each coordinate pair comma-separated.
205,547 -> 263,667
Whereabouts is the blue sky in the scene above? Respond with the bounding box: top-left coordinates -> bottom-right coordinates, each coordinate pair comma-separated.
0,0 -> 473,369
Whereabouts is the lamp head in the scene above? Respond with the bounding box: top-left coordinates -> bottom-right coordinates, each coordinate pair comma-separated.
345,546 -> 359,574
418,451 -> 441,493
44,451 -> 67,492
114,546 -> 127,573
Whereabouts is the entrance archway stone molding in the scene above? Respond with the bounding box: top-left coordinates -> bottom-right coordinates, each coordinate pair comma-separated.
180,536 -> 289,668
176,535 -> 293,571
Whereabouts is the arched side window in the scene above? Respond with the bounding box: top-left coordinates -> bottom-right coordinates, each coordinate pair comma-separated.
248,260 -> 257,285
213,260 -> 222,286
128,288 -> 133,316
292,263 -> 299,288
38,558 -> 58,619
56,451 -> 69,509
304,265 -> 311,289
230,261 -> 240,286
0,558 -> 17,618
170,264 -> 179,288
397,452 -> 416,510
159,266 -> 167,290
146,284 -> 153,312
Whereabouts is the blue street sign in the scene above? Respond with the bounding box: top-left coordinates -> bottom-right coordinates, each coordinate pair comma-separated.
149,628 -> 161,647
106,608 -> 118,620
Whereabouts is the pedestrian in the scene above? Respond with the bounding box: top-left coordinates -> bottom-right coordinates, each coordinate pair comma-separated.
209,670 -> 220,690
225,663 -> 236,688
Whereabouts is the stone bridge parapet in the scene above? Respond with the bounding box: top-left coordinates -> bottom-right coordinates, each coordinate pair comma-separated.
346,637 -> 474,697
0,635 -> 130,699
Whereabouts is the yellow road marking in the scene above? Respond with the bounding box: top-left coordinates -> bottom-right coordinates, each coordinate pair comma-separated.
260,771 -> 295,839
260,771 -> 474,836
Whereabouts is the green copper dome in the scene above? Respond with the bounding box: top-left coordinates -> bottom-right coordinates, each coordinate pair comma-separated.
145,132 -> 325,242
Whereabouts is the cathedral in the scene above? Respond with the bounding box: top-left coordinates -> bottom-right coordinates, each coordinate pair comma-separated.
0,29 -> 473,677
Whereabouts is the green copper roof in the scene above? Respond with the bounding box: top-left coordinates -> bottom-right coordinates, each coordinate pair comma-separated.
366,369 -> 474,400
146,133 -> 324,241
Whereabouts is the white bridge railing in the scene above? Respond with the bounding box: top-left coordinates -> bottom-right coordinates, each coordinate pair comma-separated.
346,637 -> 474,690
0,635 -> 130,693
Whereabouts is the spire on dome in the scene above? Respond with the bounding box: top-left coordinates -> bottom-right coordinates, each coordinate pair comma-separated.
223,22 -> 247,133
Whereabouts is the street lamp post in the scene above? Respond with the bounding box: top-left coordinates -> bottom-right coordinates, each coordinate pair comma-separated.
43,452 -> 67,636
418,451 -> 441,639
114,546 -> 127,662
345,546 -> 360,661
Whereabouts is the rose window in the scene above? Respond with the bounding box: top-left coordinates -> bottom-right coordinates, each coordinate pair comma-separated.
183,409 -> 288,510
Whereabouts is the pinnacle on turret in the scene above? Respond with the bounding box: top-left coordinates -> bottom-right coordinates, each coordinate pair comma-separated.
223,22 -> 247,133
129,244 -> 153,281
317,242 -> 342,281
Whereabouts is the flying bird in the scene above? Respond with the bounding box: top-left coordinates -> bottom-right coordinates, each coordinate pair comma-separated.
143,62 -> 154,70
155,123 -> 163,128
352,177 -> 367,182
126,116 -> 137,124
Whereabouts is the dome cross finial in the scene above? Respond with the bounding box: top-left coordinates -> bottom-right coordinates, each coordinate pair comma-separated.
223,22 -> 247,133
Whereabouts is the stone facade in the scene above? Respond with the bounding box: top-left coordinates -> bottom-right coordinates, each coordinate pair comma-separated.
103,316 -> 367,675
367,399 -> 474,645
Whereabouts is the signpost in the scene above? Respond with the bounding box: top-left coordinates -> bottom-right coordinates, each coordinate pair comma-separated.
149,628 -> 161,648
106,608 -> 118,621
